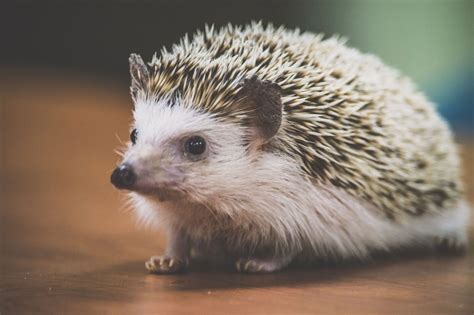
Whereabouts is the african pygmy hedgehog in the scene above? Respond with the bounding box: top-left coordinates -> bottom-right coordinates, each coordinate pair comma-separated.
111,23 -> 469,274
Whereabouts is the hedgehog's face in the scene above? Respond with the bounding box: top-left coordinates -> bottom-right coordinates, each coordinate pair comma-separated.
111,54 -> 284,204
111,98 -> 252,202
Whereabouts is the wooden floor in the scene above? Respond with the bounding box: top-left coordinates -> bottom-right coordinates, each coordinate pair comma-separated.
1,70 -> 473,314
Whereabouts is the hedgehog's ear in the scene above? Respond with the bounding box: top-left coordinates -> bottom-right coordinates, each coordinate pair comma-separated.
238,76 -> 283,143
129,53 -> 150,99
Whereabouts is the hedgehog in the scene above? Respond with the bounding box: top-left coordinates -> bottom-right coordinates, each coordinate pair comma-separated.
110,22 -> 469,274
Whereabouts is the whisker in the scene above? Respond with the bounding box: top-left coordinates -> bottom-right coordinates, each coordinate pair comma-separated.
119,194 -> 136,214
115,133 -> 127,146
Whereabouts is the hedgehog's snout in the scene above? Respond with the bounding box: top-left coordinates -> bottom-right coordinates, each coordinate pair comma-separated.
111,164 -> 136,190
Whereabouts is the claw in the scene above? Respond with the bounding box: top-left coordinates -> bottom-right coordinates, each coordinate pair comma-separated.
235,261 -> 242,272
244,260 -> 252,271
145,255 -> 188,274
145,261 -> 154,271
235,256 -> 292,273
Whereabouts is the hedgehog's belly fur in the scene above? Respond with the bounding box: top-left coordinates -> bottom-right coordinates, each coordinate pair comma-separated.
130,158 -> 469,262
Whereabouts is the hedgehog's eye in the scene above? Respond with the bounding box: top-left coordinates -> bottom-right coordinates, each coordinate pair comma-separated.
130,128 -> 138,145
185,136 -> 206,156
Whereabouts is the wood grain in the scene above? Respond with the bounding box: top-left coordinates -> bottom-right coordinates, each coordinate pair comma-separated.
1,70 -> 473,314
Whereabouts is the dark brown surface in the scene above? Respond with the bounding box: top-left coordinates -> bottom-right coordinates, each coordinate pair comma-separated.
1,70 -> 473,314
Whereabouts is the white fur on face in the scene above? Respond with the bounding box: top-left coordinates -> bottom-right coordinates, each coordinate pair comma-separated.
121,97 -> 251,201
132,98 -> 218,147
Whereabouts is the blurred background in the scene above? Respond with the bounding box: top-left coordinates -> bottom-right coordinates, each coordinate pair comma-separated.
2,0 -> 473,134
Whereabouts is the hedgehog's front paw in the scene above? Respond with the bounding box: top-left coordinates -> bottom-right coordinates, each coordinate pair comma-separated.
145,255 -> 188,274
235,257 -> 288,274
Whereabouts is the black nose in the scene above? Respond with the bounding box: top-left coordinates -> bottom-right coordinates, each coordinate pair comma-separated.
111,164 -> 136,189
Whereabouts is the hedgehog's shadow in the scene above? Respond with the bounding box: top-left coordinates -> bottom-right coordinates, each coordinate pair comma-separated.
71,247 -> 464,298
140,247 -> 464,292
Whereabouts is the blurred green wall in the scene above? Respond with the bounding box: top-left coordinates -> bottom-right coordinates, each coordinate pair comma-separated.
300,0 -> 473,133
